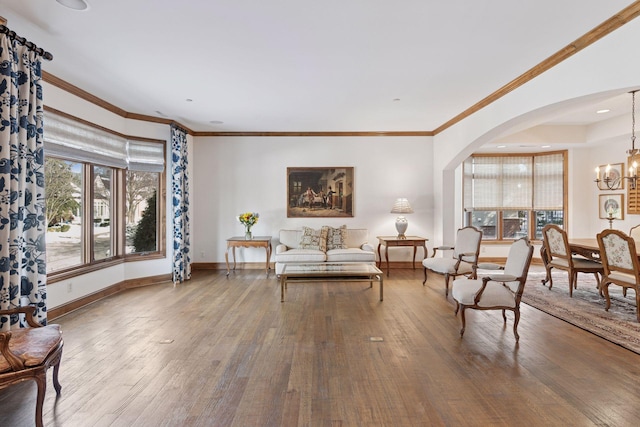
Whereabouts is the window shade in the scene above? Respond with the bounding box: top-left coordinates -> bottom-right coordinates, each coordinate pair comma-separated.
44,111 -> 128,169
44,111 -> 165,172
127,140 -> 165,172
464,152 -> 564,211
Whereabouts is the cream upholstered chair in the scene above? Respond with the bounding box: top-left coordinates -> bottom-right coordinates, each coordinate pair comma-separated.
541,224 -> 603,297
451,237 -> 534,342
422,226 -> 482,297
597,229 -> 640,322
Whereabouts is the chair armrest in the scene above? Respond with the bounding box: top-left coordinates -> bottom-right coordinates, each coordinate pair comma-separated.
484,274 -> 518,282
361,243 -> 375,252
476,263 -> 504,270
0,306 -> 40,328
275,244 -> 289,254
431,246 -> 454,257
0,331 -> 25,370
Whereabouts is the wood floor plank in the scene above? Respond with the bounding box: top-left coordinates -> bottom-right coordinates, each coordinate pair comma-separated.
2,268 -> 640,426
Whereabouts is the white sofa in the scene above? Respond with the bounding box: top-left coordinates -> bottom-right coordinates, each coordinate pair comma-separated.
275,227 -> 376,274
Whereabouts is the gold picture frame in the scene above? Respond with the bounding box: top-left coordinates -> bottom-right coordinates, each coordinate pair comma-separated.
287,167 -> 354,218
599,193 -> 624,219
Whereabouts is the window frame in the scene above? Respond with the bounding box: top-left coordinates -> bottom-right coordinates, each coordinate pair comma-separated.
463,150 -> 568,242
44,108 -> 166,283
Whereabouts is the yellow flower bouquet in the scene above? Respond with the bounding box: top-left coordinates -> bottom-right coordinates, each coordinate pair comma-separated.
238,212 -> 259,238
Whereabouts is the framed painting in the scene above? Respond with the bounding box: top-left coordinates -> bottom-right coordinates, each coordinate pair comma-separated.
596,162 -> 624,190
287,167 -> 354,218
599,193 -> 624,219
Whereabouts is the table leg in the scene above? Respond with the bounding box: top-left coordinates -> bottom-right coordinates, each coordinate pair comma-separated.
232,247 -> 237,271
385,245 -> 390,277
225,244 -> 231,276
280,275 -> 286,302
265,242 -> 272,276
412,245 -> 418,269
379,274 -> 384,301
422,243 -> 428,260
377,243 -> 382,268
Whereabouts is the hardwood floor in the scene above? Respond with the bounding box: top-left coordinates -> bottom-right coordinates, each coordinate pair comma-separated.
2,268 -> 640,426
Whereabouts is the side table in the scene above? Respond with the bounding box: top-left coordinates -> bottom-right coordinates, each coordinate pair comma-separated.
376,236 -> 428,277
225,236 -> 272,276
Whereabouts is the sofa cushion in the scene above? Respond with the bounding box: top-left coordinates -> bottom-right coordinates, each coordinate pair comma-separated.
279,229 -> 302,249
344,229 -> 369,249
275,248 -> 327,263
299,226 -> 328,251
326,225 -> 347,250
326,248 -> 376,263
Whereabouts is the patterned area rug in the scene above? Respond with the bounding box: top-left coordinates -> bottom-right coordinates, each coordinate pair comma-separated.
522,270 -> 640,354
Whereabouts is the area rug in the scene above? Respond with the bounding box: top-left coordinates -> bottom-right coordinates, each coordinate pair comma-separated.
521,270 -> 640,354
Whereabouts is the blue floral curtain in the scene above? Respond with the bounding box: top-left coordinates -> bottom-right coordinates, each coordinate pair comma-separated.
171,125 -> 191,283
0,34 -> 47,329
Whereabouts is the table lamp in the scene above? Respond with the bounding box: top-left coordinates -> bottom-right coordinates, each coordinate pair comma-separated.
390,198 -> 414,239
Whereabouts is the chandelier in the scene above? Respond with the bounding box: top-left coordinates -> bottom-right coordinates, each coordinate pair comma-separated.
595,90 -> 639,190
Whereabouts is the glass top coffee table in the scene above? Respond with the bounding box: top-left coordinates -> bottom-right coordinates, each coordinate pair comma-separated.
279,263 -> 384,302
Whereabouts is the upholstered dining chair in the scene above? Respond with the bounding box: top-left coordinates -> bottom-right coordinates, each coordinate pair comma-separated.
0,306 -> 64,427
541,224 -> 603,297
451,237 -> 534,342
597,229 -> 640,322
422,226 -> 482,297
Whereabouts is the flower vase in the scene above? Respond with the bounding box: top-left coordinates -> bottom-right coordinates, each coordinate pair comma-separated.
245,227 -> 252,240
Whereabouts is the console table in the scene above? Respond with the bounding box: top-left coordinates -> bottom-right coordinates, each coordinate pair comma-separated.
225,236 -> 272,276
376,236 -> 428,277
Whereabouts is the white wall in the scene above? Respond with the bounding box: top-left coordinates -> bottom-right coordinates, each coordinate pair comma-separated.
191,136 -> 433,264
432,16 -> 640,254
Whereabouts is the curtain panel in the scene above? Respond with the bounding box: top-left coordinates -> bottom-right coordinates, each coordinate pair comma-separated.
0,35 -> 47,329
171,125 -> 191,283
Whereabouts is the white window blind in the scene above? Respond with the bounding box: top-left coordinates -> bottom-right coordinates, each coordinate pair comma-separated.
44,111 -> 165,172
127,140 -> 165,173
44,111 -> 128,168
534,153 -> 564,210
464,152 -> 564,211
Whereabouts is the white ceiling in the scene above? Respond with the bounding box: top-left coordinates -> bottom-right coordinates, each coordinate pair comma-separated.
0,0 -> 636,134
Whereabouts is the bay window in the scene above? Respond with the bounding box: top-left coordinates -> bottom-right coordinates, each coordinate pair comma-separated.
44,109 -> 165,279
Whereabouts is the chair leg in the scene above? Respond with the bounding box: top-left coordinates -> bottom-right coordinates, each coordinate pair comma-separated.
568,272 -> 575,297
34,372 -> 46,427
422,267 -> 427,285
513,308 -> 520,342
502,309 -> 507,323
454,300 -> 459,315
635,290 -> 640,322
444,274 -> 450,297
603,283 -> 611,311
460,306 -> 466,337
547,267 -> 554,289
53,354 -> 63,395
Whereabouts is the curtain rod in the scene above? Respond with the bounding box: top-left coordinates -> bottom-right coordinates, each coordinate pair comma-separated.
0,25 -> 53,61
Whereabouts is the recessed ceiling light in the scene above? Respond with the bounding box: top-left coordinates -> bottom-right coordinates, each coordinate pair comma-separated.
497,145 -> 507,148
185,99 -> 193,102
393,98 -> 401,102
56,0 -> 89,11
541,145 -> 551,148
209,120 -> 224,125
596,109 -> 611,114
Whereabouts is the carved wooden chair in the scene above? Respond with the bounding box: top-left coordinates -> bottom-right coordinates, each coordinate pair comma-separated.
0,306 -> 63,427
630,224 -> 640,248
597,229 -> 640,322
541,224 -> 603,297
422,226 -> 482,297
451,237 -> 534,342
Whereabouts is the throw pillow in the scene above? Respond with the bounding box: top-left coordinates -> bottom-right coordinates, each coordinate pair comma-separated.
299,226 -> 328,251
326,225 -> 347,250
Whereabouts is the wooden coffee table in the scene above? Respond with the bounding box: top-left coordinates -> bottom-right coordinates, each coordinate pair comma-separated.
279,263 -> 384,302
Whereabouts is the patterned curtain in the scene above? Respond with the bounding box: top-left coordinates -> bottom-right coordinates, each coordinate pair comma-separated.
0,34 -> 47,329
171,125 -> 191,283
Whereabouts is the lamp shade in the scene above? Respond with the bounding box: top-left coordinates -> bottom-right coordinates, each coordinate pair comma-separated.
390,198 -> 414,214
